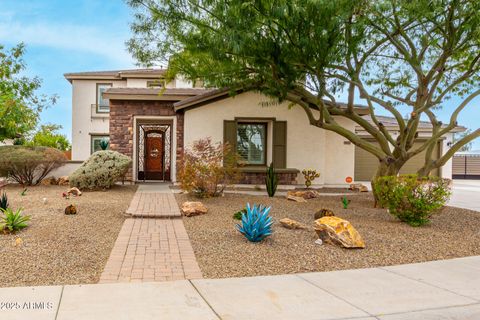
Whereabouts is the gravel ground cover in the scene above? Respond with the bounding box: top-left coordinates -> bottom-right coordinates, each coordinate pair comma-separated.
177,192 -> 480,279
0,184 -> 137,288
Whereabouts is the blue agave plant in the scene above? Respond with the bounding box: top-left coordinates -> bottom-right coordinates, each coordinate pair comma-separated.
236,203 -> 273,242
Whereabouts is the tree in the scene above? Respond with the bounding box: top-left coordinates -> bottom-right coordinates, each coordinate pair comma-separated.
127,0 -> 480,179
27,124 -> 71,151
0,43 -> 57,141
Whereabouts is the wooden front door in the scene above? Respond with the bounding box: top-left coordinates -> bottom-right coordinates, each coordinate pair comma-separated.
145,133 -> 163,179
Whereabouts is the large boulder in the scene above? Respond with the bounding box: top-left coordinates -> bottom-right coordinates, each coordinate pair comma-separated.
314,216 -> 365,249
69,151 -> 131,190
181,201 -> 208,217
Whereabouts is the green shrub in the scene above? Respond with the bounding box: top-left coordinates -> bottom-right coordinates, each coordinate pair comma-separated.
0,146 -> 67,185
0,207 -> 30,232
373,174 -> 451,227
233,208 -> 247,220
69,151 -> 131,190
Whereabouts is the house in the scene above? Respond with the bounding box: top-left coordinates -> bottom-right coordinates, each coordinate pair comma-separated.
64,68 -> 463,186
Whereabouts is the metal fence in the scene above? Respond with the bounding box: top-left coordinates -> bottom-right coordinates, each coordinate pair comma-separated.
453,155 -> 480,179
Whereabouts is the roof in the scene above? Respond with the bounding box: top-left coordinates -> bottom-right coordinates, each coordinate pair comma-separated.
102,87 -> 214,101
64,68 -> 167,82
173,88 -> 370,114
357,115 -> 466,133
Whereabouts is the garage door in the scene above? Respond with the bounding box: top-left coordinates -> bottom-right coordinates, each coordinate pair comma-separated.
354,140 -> 440,181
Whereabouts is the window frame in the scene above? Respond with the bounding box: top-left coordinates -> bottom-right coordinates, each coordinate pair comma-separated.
236,121 -> 268,166
96,83 -> 112,113
91,135 -> 110,154
146,79 -> 165,88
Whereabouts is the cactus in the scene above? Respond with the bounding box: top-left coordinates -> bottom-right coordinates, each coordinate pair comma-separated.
341,196 -> 351,209
236,203 -> 273,242
99,138 -> 109,150
265,162 -> 278,197
0,191 -> 8,211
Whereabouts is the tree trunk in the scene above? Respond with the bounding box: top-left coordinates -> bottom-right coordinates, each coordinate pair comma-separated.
371,160 -> 403,207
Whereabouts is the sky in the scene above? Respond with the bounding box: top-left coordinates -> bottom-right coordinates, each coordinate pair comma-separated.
1,0 -> 479,149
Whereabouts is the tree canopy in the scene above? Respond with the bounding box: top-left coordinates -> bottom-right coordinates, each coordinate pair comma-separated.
128,0 -> 480,177
0,43 -> 57,142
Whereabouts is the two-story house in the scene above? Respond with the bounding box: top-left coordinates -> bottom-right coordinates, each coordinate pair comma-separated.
64,68 -> 463,185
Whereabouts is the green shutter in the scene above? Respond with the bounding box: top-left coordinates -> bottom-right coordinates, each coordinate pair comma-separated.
224,120 -> 237,164
273,121 -> 287,168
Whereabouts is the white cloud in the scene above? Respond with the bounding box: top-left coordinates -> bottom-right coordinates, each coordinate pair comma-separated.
0,20 -> 134,65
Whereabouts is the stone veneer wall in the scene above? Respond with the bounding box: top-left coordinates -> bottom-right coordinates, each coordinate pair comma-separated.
109,100 -> 184,181
239,172 -> 298,185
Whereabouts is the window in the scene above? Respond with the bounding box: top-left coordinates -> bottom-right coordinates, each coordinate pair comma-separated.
91,136 -> 109,154
96,83 -> 112,113
236,123 -> 267,165
147,79 -> 165,88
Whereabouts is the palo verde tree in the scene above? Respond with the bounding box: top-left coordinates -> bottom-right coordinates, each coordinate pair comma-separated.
0,43 -> 57,142
127,0 -> 480,179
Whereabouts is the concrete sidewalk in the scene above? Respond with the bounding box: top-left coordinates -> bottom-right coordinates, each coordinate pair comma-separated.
2,256 -> 480,320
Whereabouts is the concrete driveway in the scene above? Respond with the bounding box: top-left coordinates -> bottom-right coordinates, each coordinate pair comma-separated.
449,180 -> 480,211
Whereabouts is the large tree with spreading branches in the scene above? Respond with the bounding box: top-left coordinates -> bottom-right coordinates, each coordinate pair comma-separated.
127,0 -> 480,179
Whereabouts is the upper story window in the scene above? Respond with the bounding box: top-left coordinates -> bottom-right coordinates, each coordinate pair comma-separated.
147,79 -> 165,88
236,122 -> 267,165
96,83 -> 112,113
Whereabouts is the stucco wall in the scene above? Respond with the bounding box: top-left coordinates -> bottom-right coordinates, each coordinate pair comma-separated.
183,91 -> 356,186
71,79 -> 126,160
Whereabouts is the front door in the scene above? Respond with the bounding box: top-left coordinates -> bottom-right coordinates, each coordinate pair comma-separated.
145,133 -> 164,179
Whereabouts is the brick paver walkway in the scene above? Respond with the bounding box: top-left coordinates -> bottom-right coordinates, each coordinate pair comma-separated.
100,184 -> 202,283
126,192 -> 181,218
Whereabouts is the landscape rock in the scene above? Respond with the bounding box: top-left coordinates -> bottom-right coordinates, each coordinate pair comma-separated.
41,177 -> 58,186
314,208 -> 335,220
279,218 -> 306,230
314,216 -> 365,249
64,204 -> 77,215
58,176 -> 70,186
349,183 -> 369,192
181,201 -> 208,217
287,190 -> 320,199
67,187 -> 82,197
286,194 -> 307,203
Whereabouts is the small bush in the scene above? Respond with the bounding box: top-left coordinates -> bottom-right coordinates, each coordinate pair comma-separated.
373,174 -> 451,227
178,138 -> 241,198
233,208 -> 247,220
0,146 -> 67,186
0,207 -> 30,233
69,151 -> 131,190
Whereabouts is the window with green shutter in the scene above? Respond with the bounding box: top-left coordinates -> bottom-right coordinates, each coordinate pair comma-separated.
223,120 -> 287,168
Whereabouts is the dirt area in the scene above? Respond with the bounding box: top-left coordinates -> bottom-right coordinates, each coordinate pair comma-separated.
0,184 -> 137,288
177,192 -> 480,279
